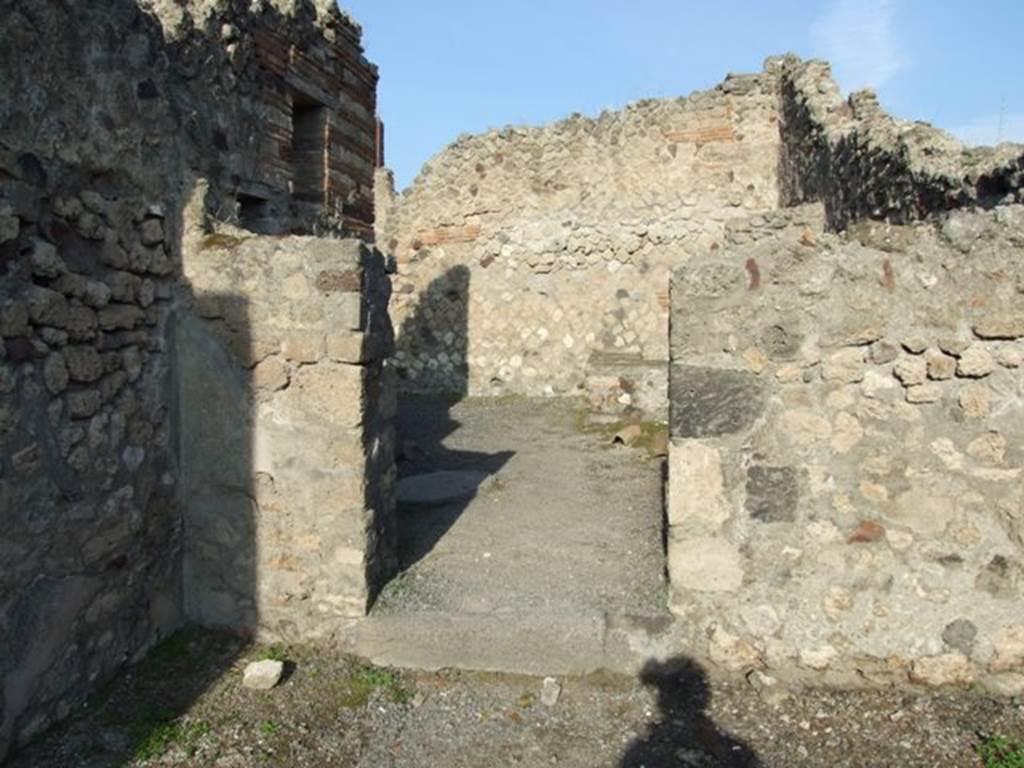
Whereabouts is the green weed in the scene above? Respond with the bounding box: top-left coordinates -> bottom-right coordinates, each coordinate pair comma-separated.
979,734 -> 1024,768
336,664 -> 409,709
131,707 -> 210,761
258,645 -> 287,663
259,720 -> 280,736
356,666 -> 396,688
388,684 -> 415,704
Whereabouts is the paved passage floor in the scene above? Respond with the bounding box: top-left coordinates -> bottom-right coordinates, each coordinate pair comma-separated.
357,397 -> 669,674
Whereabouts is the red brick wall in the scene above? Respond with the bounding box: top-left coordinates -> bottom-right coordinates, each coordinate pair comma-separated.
252,18 -> 378,234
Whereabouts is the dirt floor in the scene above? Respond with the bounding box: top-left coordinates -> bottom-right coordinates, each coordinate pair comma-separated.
10,629 -> 1023,768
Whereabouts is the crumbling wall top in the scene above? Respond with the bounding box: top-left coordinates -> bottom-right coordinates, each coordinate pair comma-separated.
401,68 -> 780,199
778,54 -> 1024,226
141,0 -> 369,61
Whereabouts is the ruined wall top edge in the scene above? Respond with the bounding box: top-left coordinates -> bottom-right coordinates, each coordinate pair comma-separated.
395,52 -> 1022,214
778,56 -> 1023,209
141,0 -> 371,61
395,57 -> 786,197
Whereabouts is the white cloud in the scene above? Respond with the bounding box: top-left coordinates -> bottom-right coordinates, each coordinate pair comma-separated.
949,113 -> 1024,147
811,0 -> 905,91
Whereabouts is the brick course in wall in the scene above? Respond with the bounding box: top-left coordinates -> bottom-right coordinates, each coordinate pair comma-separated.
243,15 -> 379,232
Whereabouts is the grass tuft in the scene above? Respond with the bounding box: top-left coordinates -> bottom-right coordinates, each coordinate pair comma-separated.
979,734 -> 1024,768
131,706 -> 210,761
259,720 -> 280,736
388,685 -> 415,704
258,645 -> 287,663
335,663 -> 411,709
356,666 -> 397,688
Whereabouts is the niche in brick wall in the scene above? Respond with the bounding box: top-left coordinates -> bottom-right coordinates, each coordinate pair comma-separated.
238,193 -> 270,232
290,91 -> 328,206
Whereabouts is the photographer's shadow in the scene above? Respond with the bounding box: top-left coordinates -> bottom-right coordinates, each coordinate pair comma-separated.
621,657 -> 762,768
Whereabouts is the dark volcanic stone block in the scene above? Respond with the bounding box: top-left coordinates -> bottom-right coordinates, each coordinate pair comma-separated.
745,465 -> 800,523
758,322 -> 803,361
669,364 -> 765,438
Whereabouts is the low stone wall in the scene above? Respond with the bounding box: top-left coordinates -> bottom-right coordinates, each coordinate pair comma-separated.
178,228 -> 397,637
667,205 -> 1024,690
379,69 -> 783,399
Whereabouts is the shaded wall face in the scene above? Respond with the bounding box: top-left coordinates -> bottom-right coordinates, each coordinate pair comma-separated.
381,74 -> 783,400
666,206 -> 1024,687
0,1 -> 190,751
0,198 -> 182,757
0,0 -> 384,759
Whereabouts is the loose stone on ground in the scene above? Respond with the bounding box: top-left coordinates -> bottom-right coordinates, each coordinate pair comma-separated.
242,660 -> 284,691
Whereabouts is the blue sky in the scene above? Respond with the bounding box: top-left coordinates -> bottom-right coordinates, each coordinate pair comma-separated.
343,1 -> 1024,190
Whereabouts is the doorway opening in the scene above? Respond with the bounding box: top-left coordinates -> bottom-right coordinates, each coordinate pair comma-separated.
355,266 -> 669,673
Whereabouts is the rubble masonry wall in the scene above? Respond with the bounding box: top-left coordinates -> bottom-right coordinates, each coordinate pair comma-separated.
668,206 -> 1024,689
379,66 -> 783,405
667,56 -> 1024,688
0,0 -> 391,759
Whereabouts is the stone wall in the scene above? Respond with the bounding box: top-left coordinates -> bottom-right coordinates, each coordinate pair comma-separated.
667,205 -> 1024,690
178,227 -> 397,635
380,55 -> 1024,414
778,57 -> 1024,230
379,68 -> 783,406
142,0 -> 381,235
0,186 -> 182,758
0,0 -> 390,760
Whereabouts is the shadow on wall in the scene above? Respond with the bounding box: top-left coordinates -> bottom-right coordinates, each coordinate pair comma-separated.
174,289 -> 258,630
620,657 -> 762,768
385,266 -> 514,576
395,265 -> 470,398
3,0 -> 383,758
1,181 -> 258,765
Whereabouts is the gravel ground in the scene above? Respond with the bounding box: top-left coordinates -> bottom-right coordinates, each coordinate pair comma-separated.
10,630 -> 1023,768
